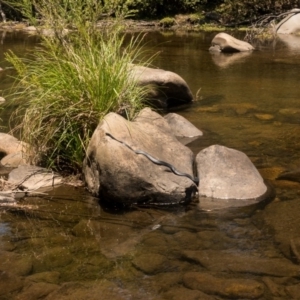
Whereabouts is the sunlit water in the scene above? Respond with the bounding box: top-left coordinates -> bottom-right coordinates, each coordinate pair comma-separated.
1,30 -> 300,299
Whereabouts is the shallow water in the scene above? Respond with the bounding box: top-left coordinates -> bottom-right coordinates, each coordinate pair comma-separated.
1,30 -> 300,299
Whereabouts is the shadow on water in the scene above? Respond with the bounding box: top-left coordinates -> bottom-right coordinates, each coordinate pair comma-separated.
1,30 -> 300,299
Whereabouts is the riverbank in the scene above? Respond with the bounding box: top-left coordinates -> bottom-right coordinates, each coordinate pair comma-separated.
0,14 -> 237,34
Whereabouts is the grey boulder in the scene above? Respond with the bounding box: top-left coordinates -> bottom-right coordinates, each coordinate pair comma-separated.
196,145 -> 267,200
276,9 -> 300,34
83,109 -> 197,206
209,32 -> 254,52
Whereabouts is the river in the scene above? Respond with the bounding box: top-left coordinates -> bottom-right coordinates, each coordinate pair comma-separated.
1,29 -> 300,299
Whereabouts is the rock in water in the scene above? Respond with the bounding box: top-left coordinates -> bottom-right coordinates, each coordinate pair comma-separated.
196,145 -> 267,200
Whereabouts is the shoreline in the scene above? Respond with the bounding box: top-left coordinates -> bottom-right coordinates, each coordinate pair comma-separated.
0,14 -> 244,34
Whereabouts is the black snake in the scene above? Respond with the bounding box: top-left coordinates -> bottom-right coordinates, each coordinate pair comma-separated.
106,132 -> 199,185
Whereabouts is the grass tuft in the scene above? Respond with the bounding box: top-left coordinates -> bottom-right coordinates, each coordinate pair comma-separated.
5,0 -> 152,174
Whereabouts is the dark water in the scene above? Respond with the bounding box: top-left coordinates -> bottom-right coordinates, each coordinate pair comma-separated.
1,30 -> 300,299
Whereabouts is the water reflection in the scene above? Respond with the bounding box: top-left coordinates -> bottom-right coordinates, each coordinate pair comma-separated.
1,30 -> 300,299
210,51 -> 253,68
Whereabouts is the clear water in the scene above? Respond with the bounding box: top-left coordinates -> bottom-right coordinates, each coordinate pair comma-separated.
1,30 -> 300,300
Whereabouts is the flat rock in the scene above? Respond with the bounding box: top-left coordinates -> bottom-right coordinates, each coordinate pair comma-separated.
8,165 -> 62,191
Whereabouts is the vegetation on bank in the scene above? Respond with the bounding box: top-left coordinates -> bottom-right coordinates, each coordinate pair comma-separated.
104,0 -> 300,24
5,0 -> 152,174
2,1 -> 299,26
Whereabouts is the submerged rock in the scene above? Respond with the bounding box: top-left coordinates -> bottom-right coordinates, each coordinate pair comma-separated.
0,271 -> 24,298
182,250 -> 300,277
45,281 -> 137,300
132,253 -> 169,274
1,250 -> 33,276
163,287 -> 215,300
183,272 -> 264,299
16,282 -> 59,300
261,199 -> 300,260
209,32 -> 255,52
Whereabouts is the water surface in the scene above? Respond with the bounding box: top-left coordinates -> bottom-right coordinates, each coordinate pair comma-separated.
1,30 -> 300,300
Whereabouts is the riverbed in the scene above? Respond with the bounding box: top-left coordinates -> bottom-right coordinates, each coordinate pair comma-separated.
1,29 -> 300,299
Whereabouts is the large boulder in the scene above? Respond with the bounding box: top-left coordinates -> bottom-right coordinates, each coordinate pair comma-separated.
276,9 -> 300,34
130,65 -> 194,108
196,145 -> 267,200
83,109 -> 197,206
209,32 -> 254,53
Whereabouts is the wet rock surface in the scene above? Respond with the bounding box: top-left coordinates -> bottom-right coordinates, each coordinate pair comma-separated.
8,165 -> 62,191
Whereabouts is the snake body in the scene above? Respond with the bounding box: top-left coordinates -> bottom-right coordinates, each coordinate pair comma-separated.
106,132 -> 199,185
